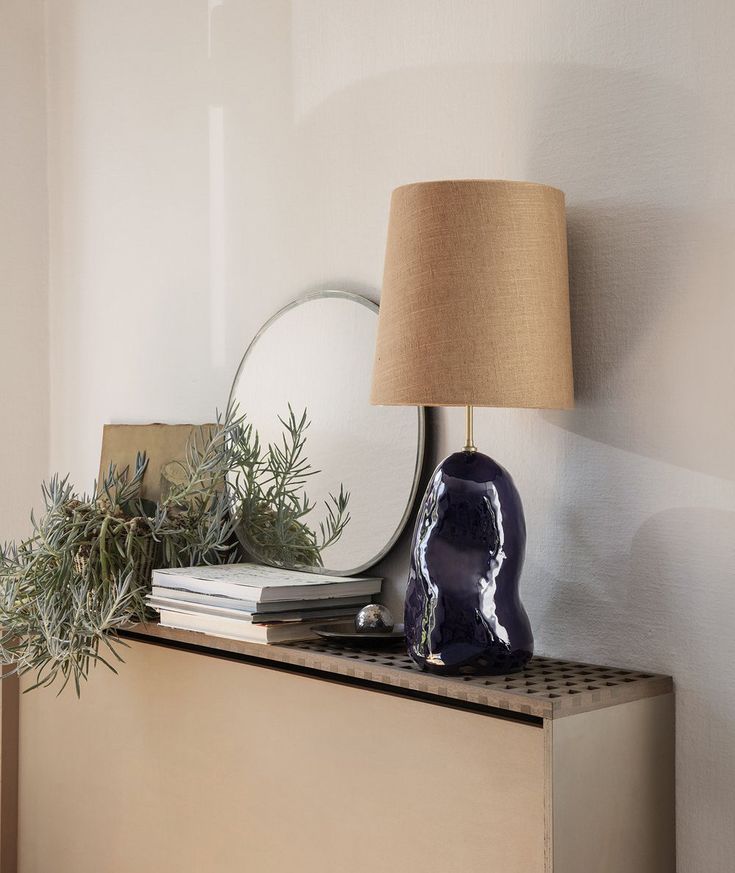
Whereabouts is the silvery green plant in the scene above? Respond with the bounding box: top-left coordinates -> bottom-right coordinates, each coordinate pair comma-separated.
0,406 -> 350,695
0,414 -> 241,695
228,405 -> 351,568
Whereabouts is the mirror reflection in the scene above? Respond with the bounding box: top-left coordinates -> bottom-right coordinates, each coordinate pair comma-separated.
228,291 -> 424,575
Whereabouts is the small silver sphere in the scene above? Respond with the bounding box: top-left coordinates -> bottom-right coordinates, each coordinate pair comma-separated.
355,603 -> 394,633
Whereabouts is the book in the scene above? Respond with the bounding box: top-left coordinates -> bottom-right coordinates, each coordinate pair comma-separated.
156,607 -> 321,644
149,586 -> 371,614
147,594 -> 362,625
152,563 -> 382,603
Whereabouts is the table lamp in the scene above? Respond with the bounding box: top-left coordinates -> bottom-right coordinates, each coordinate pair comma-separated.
371,179 -> 574,675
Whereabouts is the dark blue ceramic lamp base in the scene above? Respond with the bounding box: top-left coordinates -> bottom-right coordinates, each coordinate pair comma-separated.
405,450 -> 533,675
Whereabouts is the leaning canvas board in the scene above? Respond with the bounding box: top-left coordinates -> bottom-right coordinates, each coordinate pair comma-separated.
98,423 -> 216,502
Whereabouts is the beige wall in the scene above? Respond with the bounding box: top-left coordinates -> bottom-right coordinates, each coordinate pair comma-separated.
6,1 -> 735,870
0,0 -> 48,540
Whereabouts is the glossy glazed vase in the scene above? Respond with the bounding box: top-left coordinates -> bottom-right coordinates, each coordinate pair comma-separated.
405,450 -> 533,675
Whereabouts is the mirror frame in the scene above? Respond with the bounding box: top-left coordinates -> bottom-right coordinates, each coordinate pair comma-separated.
227,289 -> 426,576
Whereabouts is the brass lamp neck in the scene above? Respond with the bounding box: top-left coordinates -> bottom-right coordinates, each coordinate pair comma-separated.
463,404 -> 477,453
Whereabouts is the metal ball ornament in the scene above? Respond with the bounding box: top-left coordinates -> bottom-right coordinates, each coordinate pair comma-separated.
355,604 -> 394,633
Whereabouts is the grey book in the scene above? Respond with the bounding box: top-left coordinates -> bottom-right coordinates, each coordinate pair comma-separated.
149,586 -> 371,614
147,594 -> 363,625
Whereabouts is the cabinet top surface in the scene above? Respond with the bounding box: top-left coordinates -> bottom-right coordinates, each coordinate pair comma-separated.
123,623 -> 672,720
126,624 -> 673,719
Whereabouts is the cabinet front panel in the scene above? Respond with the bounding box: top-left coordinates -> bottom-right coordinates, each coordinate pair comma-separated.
19,641 -> 545,873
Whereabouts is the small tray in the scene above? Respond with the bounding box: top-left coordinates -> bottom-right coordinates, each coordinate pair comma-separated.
311,621 -> 406,647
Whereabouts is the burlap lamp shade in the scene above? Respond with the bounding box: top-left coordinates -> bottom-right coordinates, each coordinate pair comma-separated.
371,179 -> 574,677
371,179 -> 574,409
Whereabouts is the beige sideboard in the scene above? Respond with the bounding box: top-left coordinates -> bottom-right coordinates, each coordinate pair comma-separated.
15,626 -> 674,873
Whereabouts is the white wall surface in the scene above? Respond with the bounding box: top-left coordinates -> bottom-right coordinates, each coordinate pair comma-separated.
15,1 -> 735,870
0,0 -> 48,540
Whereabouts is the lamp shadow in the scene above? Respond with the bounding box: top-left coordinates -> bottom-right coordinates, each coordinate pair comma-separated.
546,201 -> 735,481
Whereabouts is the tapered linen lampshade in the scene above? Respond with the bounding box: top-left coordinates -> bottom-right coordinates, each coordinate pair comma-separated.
371,179 -> 573,409
371,179 -> 574,676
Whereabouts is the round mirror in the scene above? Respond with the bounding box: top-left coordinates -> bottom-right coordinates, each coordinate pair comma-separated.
227,291 -> 424,575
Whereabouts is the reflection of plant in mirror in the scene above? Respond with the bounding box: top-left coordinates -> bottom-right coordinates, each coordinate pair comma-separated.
228,406 -> 351,568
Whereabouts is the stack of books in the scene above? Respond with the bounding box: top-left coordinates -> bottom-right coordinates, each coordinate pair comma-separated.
147,562 -> 382,645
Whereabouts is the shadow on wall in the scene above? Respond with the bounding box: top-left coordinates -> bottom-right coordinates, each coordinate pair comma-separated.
524,62 -> 735,481
537,502 -> 735,871
630,508 -> 735,872
552,201 -> 735,481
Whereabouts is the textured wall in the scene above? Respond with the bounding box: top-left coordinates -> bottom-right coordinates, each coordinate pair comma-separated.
0,0 -> 48,540
34,1 -> 735,870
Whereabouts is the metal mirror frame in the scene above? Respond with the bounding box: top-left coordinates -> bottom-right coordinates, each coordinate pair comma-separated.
227,289 -> 426,576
